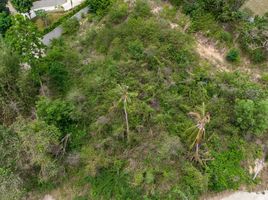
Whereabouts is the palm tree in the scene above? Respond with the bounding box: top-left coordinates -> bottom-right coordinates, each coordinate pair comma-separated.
115,85 -> 137,143
186,102 -> 210,164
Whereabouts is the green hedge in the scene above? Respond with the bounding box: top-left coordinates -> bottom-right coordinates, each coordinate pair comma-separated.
42,2 -> 87,35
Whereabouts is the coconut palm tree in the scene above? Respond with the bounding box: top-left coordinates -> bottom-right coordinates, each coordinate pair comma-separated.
114,85 -> 137,143
186,102 -> 210,164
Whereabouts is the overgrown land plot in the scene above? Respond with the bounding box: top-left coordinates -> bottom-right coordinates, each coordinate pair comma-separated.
0,0 -> 268,200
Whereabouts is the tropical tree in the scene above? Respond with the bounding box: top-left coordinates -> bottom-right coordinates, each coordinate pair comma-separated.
87,0 -> 111,15
0,40 -> 21,124
0,12 -> 11,34
5,15 -> 44,63
12,118 -> 61,181
0,168 -> 23,200
11,0 -> 32,14
186,102 -> 210,164
235,99 -> 268,136
113,85 -> 137,143
0,0 -> 9,13
0,0 -> 11,35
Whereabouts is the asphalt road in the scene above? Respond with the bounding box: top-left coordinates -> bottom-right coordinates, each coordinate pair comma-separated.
42,7 -> 89,45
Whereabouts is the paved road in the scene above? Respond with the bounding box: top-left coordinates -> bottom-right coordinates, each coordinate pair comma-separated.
33,0 -> 66,9
42,7 -> 89,45
29,0 -> 85,18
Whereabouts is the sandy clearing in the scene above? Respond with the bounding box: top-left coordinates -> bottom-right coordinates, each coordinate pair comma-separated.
221,191 -> 268,200
241,0 -> 268,16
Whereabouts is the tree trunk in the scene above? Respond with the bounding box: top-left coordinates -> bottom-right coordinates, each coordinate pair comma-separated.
123,98 -> 130,143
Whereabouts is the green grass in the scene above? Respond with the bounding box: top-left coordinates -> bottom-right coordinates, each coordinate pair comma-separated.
33,12 -> 68,31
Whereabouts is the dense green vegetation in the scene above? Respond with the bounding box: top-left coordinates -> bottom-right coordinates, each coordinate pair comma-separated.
0,0 -> 11,35
0,0 -> 268,199
170,0 -> 268,63
11,0 -> 32,14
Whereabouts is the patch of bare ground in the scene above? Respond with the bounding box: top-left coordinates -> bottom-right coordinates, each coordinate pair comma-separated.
201,161 -> 268,200
196,34 -> 230,72
149,3 -> 264,82
200,190 -> 235,200
195,34 -> 264,82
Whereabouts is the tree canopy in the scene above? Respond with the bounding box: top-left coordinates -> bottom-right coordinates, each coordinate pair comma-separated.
5,15 -> 44,63
11,0 -> 32,14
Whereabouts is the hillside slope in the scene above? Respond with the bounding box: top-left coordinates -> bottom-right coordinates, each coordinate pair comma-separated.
1,0 -> 268,200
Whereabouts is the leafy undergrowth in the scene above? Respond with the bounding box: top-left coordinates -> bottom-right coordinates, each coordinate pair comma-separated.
2,0 -> 268,200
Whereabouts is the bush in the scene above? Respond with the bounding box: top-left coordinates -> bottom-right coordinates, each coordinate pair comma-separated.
0,168 -> 23,200
47,61 -> 70,94
87,167 -> 142,199
36,97 -> 75,133
132,0 -> 151,18
169,0 -> 183,7
219,31 -> 232,44
128,40 -> 144,60
62,18 -> 80,35
0,12 -> 11,34
190,10 -> 222,37
250,49 -> 266,64
206,141 -> 249,191
226,48 -> 240,62
235,99 -> 268,136
42,2 -> 87,35
86,0 -> 111,15
12,118 -> 61,181
179,163 -> 208,199
108,1 -> 128,24
261,73 -> 268,83
11,0 -> 32,13
0,0 -> 9,13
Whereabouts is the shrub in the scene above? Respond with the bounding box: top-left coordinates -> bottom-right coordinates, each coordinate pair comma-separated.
86,0 -> 111,15
12,118 -> 61,181
219,31 -> 232,44
128,40 -> 144,60
169,0 -> 183,7
0,125 -> 20,169
87,167 -> 142,199
36,97 -> 75,133
62,17 -> 80,35
108,1 -> 128,24
250,49 -> 266,64
190,10 -> 221,36
226,48 -> 240,62
206,141 -> 249,191
47,61 -> 70,94
0,12 -> 11,34
261,73 -> 268,83
132,0 -> 151,18
235,99 -> 268,136
179,163 -> 208,199
42,2 -> 87,35
0,0 -> 9,13
0,168 -> 23,200
11,0 -> 32,13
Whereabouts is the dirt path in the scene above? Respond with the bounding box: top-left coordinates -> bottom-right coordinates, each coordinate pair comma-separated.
196,35 -> 230,72
205,190 -> 268,200
195,34 -> 264,82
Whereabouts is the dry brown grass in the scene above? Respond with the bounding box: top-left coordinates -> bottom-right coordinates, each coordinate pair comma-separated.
241,0 -> 268,16
33,12 -> 68,31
